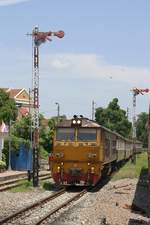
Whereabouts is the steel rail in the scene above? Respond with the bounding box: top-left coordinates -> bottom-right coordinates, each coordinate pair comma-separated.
0,174 -> 50,187
34,189 -> 87,225
0,174 -> 51,192
0,188 -> 65,225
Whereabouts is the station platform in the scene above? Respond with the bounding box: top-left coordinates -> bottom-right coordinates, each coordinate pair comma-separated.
0,170 -> 50,182
0,170 -> 27,182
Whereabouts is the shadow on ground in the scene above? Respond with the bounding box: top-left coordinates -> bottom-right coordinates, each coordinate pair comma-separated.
128,167 -> 150,225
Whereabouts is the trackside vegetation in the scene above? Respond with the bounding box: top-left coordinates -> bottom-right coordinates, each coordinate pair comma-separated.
10,180 -> 33,192
95,98 -> 132,138
0,87 -> 148,167
112,152 -> 148,180
10,180 -> 54,192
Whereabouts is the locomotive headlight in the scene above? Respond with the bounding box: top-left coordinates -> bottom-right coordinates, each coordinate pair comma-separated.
91,167 -> 95,174
71,118 -> 82,127
57,166 -> 60,172
72,119 -> 76,124
77,119 -> 81,124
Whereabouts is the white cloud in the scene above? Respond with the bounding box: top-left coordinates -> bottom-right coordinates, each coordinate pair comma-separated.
41,53 -> 150,87
0,0 -> 30,6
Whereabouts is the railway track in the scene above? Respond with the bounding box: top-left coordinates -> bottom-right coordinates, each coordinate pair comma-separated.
34,188 -> 87,225
0,168 -> 118,224
0,187 -> 87,225
0,172 -> 115,225
0,174 -> 51,192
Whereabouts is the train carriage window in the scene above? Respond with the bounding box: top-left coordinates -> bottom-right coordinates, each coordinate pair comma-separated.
56,128 -> 75,141
77,128 -> 97,141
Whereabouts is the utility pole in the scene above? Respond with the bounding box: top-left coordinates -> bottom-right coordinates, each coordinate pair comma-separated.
92,100 -> 96,120
55,102 -> 60,123
126,107 -> 129,120
27,26 -> 64,187
131,88 -> 149,164
8,119 -> 12,171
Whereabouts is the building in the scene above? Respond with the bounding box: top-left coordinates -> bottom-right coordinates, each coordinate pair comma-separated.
0,121 -> 9,161
2,88 -> 32,119
0,88 -> 33,161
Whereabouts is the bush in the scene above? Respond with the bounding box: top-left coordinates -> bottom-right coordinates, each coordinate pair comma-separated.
0,160 -> 6,170
39,146 -> 49,160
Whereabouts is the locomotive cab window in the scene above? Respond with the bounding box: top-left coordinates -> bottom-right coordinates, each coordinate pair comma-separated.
56,128 -> 75,141
77,128 -> 97,141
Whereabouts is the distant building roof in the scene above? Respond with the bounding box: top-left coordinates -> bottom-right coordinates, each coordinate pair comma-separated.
1,88 -> 24,98
1,88 -> 32,105
9,89 -> 23,98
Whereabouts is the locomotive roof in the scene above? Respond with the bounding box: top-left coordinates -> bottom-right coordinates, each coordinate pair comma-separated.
56,118 -> 142,144
56,118 -> 100,128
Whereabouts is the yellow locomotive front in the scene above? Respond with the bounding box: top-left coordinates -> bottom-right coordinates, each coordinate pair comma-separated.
50,117 -> 103,186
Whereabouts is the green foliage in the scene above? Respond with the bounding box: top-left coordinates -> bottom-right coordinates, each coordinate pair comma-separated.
112,152 -> 147,180
42,181 -> 54,191
2,109 -> 66,163
0,160 -> 6,170
13,116 -> 31,141
0,89 -> 17,123
3,116 -> 31,166
95,98 -> 132,137
39,146 -> 48,159
136,112 -> 148,147
11,180 -> 33,192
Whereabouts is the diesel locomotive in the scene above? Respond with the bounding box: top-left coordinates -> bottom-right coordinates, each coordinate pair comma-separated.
49,116 -> 142,186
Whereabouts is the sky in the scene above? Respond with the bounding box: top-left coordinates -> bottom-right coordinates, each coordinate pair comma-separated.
0,0 -> 150,119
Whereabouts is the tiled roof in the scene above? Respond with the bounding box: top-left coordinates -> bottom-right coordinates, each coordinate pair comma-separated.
8,89 -> 22,98
0,88 -> 23,98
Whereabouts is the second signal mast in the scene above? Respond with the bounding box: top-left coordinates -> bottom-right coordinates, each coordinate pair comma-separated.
131,88 -> 149,164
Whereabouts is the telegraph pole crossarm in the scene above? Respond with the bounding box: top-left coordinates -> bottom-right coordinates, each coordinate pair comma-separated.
27,27 -> 65,187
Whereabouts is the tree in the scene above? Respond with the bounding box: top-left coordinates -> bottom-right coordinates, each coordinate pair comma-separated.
13,116 -> 31,141
0,89 -> 17,124
136,112 -> 148,147
95,98 -> 132,137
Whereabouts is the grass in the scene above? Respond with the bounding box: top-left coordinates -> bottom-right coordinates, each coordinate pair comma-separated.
11,180 -> 54,192
11,180 -> 33,192
42,181 -> 55,191
112,152 -> 148,181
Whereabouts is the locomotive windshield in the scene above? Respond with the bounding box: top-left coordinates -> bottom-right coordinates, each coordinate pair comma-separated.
77,128 -> 97,141
56,128 -> 74,141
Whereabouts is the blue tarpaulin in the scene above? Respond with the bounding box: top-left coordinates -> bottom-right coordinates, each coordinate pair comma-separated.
11,145 -> 32,171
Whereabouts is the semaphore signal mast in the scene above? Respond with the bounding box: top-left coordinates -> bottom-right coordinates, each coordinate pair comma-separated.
131,88 -> 149,164
27,26 -> 64,187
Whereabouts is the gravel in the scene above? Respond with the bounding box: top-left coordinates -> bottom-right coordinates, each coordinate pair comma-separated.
0,178 -> 150,225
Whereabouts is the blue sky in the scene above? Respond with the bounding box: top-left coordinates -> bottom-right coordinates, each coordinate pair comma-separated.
0,0 -> 150,119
